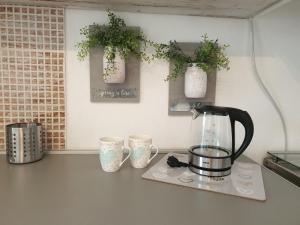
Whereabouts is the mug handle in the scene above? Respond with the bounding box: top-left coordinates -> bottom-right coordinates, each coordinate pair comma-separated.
147,145 -> 159,164
120,146 -> 131,167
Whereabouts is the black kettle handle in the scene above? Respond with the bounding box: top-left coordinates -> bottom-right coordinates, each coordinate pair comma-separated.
228,108 -> 254,161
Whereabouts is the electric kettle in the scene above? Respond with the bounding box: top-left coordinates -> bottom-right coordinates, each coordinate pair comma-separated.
189,105 -> 254,177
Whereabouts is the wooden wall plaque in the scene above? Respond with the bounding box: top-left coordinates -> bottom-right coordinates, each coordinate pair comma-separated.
168,43 -> 216,115
89,27 -> 140,103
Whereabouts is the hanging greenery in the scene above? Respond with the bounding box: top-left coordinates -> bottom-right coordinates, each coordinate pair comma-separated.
76,10 -> 153,78
155,34 -> 230,80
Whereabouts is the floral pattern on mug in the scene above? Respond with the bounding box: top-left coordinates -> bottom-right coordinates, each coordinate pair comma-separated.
100,147 -> 117,165
131,146 -> 146,160
99,136 -> 130,172
99,138 -> 125,172
99,147 -> 122,172
128,135 -> 158,169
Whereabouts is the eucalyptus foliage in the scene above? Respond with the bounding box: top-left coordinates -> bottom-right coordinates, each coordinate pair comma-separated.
155,35 -> 230,80
76,11 -> 152,77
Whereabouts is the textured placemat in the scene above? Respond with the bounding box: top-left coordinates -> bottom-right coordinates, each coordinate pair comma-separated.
142,153 -> 266,201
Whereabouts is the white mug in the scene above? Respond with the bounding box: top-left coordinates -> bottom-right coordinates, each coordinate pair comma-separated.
128,135 -> 159,168
99,137 -> 130,172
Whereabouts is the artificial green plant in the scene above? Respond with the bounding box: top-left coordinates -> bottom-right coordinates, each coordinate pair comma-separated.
155,34 -> 230,80
76,10 -> 153,78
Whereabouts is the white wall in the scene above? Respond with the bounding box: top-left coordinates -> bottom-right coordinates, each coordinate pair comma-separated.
254,0 -> 300,153
65,6 -> 298,163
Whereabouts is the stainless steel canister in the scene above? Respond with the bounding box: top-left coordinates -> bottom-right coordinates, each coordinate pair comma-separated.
6,123 -> 43,164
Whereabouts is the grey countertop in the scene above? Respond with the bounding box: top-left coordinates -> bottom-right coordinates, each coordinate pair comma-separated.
0,154 -> 299,225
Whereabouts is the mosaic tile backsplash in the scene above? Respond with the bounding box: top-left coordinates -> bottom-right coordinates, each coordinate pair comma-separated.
0,5 -> 65,150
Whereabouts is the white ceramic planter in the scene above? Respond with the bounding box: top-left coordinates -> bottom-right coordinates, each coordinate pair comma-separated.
184,64 -> 207,98
103,48 -> 125,84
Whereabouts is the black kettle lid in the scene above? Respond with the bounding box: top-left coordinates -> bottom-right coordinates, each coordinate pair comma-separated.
193,105 -> 230,116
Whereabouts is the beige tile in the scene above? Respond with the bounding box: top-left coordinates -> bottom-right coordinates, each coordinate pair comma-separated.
0,4 -> 65,151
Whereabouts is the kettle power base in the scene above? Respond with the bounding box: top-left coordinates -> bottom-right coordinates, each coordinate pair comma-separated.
142,153 -> 266,201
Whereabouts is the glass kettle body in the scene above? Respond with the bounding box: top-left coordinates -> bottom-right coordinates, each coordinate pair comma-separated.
189,105 -> 254,177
